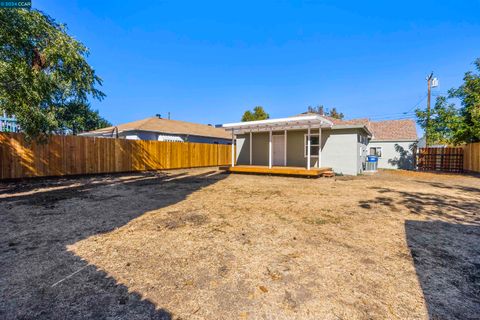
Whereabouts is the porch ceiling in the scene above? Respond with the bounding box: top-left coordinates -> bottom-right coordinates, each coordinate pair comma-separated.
222,115 -> 333,134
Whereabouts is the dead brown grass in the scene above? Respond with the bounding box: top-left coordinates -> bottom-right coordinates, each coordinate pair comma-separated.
1,169 -> 479,319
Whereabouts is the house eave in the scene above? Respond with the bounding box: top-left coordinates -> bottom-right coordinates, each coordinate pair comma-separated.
222,115 -> 334,134
331,124 -> 373,137
370,138 -> 418,143
79,129 -> 230,140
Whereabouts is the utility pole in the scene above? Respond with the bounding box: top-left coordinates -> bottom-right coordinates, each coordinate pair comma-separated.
425,72 -> 434,147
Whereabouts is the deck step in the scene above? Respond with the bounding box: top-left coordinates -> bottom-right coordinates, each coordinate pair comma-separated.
221,165 -> 332,178
321,170 -> 335,177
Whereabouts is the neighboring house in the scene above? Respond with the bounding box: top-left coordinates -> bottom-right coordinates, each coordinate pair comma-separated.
0,112 -> 21,133
417,136 -> 447,149
222,113 -> 417,175
80,115 -> 231,144
367,120 -> 418,170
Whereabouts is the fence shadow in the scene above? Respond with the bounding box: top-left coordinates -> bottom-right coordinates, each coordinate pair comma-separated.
358,184 -> 480,319
0,170 -> 226,319
405,220 -> 480,319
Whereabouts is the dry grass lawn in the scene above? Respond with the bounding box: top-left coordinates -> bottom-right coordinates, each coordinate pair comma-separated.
1,168 -> 479,319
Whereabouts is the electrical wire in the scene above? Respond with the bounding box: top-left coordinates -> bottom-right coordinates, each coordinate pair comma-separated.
402,93 -> 428,114
348,93 -> 428,121
348,93 -> 426,120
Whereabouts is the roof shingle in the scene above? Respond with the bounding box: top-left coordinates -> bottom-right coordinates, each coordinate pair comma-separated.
84,117 -> 231,139
368,119 -> 417,141
296,112 -> 417,141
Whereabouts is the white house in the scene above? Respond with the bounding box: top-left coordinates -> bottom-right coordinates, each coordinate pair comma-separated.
222,113 -> 417,176
367,120 -> 418,170
80,115 -> 231,144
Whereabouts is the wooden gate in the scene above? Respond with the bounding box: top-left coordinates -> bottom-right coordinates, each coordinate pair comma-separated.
417,147 -> 464,172
464,142 -> 480,173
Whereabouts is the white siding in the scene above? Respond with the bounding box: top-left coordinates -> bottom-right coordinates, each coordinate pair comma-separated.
368,140 -> 416,170
321,129 -> 360,175
116,130 -> 229,144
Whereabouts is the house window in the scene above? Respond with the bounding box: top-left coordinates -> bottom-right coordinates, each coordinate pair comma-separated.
358,135 -> 368,145
304,134 -> 320,157
369,147 -> 382,157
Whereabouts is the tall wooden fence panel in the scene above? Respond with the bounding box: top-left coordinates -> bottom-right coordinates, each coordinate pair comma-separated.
464,142 -> 480,173
0,133 -> 232,180
417,147 -> 464,172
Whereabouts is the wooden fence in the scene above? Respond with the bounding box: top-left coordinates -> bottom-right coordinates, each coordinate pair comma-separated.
464,142 -> 480,173
417,143 -> 480,173
0,133 -> 232,180
417,147 -> 464,172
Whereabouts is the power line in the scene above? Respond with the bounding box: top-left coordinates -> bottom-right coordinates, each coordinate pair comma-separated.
349,93 -> 427,120
362,111 -> 414,118
369,112 -> 416,119
403,93 -> 428,114
368,113 -> 417,121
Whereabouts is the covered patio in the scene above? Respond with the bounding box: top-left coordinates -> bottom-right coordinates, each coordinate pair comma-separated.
222,115 -> 334,177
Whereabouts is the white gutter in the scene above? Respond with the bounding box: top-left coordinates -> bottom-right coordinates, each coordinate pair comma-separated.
222,115 -> 333,129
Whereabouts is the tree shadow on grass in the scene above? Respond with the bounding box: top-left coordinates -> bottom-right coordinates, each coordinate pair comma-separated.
405,220 -> 480,320
0,169 -> 226,319
359,184 -> 480,319
359,186 -> 480,224
412,179 -> 480,196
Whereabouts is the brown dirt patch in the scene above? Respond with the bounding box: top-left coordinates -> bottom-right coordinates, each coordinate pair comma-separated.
1,168 -> 479,319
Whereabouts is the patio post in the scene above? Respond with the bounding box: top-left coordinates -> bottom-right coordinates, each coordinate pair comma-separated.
231,130 -> 235,167
269,129 -> 272,168
318,127 -> 322,168
249,130 -> 252,165
284,129 -> 287,166
307,125 -> 311,170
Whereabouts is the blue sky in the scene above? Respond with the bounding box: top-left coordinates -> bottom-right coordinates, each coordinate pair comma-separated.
35,1 -> 480,129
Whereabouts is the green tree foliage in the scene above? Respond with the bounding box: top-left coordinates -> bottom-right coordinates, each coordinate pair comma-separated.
448,58 -> 480,143
327,107 -> 344,120
56,102 -> 111,135
241,106 -> 270,121
416,58 -> 480,145
416,96 -> 461,145
307,105 -> 344,119
307,105 -> 324,114
0,9 -> 109,138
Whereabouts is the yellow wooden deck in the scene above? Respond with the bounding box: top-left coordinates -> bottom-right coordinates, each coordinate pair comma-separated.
221,165 -> 332,177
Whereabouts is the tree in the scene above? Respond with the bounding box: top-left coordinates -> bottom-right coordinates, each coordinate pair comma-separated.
416,96 -> 462,145
241,106 -> 269,121
0,9 -> 108,138
448,58 -> 480,143
55,101 -> 111,135
327,107 -> 344,120
416,58 -> 480,145
307,105 -> 324,115
306,105 -> 344,119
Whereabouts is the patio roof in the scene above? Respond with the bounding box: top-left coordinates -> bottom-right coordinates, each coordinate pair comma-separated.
222,115 -> 333,134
